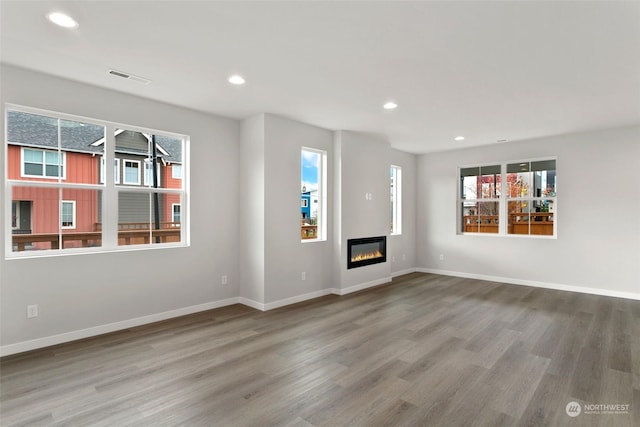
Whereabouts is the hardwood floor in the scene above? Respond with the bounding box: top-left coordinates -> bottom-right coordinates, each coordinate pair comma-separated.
1,273 -> 638,426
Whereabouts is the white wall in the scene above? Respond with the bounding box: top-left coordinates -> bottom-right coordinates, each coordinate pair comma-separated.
334,131 -> 393,289
417,125 -> 640,298
0,65 -> 242,353
389,149 -> 417,276
239,114 -> 266,305
263,114 -> 335,304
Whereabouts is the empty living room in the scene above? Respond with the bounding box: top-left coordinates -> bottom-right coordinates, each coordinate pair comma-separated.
1,1 -> 638,426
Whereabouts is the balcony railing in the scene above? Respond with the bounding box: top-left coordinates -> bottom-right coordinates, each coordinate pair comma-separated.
12,222 -> 181,251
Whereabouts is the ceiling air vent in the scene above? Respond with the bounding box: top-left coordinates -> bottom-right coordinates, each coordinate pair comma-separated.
108,69 -> 151,84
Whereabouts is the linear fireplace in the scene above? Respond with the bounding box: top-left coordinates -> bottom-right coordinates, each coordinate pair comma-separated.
347,236 -> 386,269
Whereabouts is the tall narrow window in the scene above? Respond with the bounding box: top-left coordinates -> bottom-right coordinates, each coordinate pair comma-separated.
301,148 -> 327,241
390,165 -> 402,235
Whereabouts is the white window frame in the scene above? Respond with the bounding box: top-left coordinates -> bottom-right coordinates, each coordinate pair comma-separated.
101,157 -> 120,184
21,147 -> 66,180
458,158 -> 557,238
390,165 -> 402,235
301,198 -> 308,208
172,164 -> 182,179
123,160 -> 141,185
301,147 -> 327,242
5,104 -> 189,258
60,200 -> 76,229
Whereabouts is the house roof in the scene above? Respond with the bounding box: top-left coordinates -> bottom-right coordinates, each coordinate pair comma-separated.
7,111 -> 182,163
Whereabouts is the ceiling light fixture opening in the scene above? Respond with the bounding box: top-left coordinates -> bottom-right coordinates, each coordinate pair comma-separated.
383,102 -> 398,110
47,12 -> 78,28
496,139 -> 508,143
228,75 -> 246,85
454,136 -> 465,141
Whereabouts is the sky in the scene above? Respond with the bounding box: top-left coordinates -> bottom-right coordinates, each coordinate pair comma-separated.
301,150 -> 319,192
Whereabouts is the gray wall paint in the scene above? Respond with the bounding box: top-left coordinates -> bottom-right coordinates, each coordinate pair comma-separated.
263,114 -> 335,303
334,131 -> 392,288
1,65 -> 241,347
389,149 -> 417,275
417,125 -> 640,295
239,114 -> 266,304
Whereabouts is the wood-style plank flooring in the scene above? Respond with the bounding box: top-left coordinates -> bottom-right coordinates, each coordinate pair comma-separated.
1,273 -> 639,426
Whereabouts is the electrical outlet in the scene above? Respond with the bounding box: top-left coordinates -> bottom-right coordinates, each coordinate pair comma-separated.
27,304 -> 38,319
392,256 -> 396,263
301,272 -> 306,281
439,254 -> 444,261
221,275 -> 228,285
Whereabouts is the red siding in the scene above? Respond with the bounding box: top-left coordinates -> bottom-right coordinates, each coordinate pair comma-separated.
8,145 -> 99,184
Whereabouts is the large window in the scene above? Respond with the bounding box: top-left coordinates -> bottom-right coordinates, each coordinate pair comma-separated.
459,159 -> 556,237
390,165 -> 402,235
301,147 -> 327,241
5,106 -> 188,256
506,160 -> 556,236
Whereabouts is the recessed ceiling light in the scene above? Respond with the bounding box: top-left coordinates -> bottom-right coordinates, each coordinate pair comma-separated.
454,136 -> 465,141
228,75 -> 245,85
383,102 -> 398,110
47,12 -> 78,28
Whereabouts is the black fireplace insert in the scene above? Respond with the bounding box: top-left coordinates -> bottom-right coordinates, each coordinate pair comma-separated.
347,236 -> 386,269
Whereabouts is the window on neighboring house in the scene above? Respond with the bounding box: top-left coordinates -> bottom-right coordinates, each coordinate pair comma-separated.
61,200 -> 76,229
6,107 -> 188,256
123,160 -> 141,185
144,159 -> 161,186
172,204 -> 181,224
390,165 -> 402,235
172,164 -> 182,179
100,157 -> 120,184
301,148 -> 327,241
22,148 -> 65,179
459,159 -> 556,237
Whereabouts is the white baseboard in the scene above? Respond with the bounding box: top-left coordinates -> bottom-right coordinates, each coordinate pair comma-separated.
6,268 -> 635,357
238,297 -> 265,311
0,297 -> 240,357
331,276 -> 393,296
264,289 -> 334,311
391,268 -> 417,278
417,268 -> 640,301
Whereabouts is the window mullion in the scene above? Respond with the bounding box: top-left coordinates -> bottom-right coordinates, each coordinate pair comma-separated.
102,125 -> 118,249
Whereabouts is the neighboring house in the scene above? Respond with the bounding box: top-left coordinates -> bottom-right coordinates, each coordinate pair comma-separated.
301,189 -> 310,219
7,111 -> 182,248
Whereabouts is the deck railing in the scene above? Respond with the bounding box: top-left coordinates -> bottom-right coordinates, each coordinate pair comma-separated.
12,222 -> 181,251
